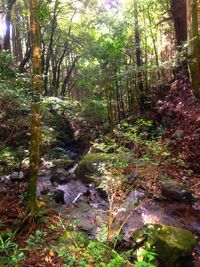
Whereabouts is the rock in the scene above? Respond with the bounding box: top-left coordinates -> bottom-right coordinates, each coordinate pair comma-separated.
52,158 -> 74,169
0,175 -> 11,184
39,194 -> 60,210
54,180 -> 90,205
75,152 -> 131,186
41,188 -> 50,195
133,224 -> 196,267
38,169 -> 52,177
50,168 -> 70,185
75,153 -> 111,183
50,189 -> 65,204
161,180 -> 193,202
52,147 -> 66,154
21,157 -> 29,170
41,160 -> 55,170
10,171 -> 24,181
65,149 -> 78,160
172,129 -> 184,141
120,199 -> 200,240
55,168 -> 68,175
50,174 -> 69,185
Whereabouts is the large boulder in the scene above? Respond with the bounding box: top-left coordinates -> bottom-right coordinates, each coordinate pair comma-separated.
75,153 -> 111,183
75,152 -> 131,186
161,180 -> 193,202
133,224 -> 195,267
52,158 -> 74,169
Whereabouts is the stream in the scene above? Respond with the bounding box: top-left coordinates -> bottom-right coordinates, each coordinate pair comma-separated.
0,143 -> 199,265
35,146 -> 200,265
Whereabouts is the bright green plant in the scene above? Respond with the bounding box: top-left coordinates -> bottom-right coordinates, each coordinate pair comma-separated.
25,229 -> 45,248
0,52 -> 17,79
0,147 -> 19,174
134,248 -> 157,267
0,233 -> 25,266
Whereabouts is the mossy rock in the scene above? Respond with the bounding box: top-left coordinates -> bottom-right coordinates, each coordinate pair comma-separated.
133,224 -> 195,267
59,231 -> 132,266
52,158 -> 74,169
75,153 -> 111,184
75,152 -> 131,186
161,179 -> 192,201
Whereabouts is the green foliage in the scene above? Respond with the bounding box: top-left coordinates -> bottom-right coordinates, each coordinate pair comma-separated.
0,52 -> 17,79
25,230 -> 45,249
81,99 -> 108,123
0,147 -> 19,174
58,230 -> 130,266
42,97 -> 81,121
41,97 -> 77,151
92,118 -> 165,154
134,248 -> 157,267
92,137 -> 118,153
0,232 -> 25,266
0,52 -> 31,173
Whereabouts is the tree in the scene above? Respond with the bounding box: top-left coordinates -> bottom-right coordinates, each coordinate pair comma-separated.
4,0 -> 16,51
171,0 -> 187,48
170,0 -> 188,76
133,0 -> 144,111
187,0 -> 200,101
28,0 -> 42,216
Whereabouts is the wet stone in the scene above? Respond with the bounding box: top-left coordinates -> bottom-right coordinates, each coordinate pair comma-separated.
50,189 -> 65,204
10,171 -> 24,181
132,224 -> 195,267
161,180 -> 193,202
55,168 -> 68,175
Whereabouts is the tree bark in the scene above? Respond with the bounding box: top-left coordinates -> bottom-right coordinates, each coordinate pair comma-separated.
134,0 -> 144,111
4,0 -> 16,51
171,0 -> 187,48
187,0 -> 200,101
28,0 -> 42,215
43,0 -> 59,95
61,56 -> 80,96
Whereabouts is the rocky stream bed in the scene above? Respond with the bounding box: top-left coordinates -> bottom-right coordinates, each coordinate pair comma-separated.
1,145 -> 200,266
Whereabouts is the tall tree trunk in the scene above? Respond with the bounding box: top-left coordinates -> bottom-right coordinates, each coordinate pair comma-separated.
147,8 -> 160,81
4,0 -> 16,51
171,0 -> 187,48
28,0 -> 42,215
134,0 -> 144,111
61,56 -> 80,96
19,28 -> 31,72
43,0 -> 59,95
12,25 -> 23,62
187,0 -> 200,101
171,0 -> 188,77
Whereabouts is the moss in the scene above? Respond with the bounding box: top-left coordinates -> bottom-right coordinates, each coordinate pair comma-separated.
75,153 -> 114,184
134,224 -> 195,267
75,152 -> 131,185
52,158 -> 74,169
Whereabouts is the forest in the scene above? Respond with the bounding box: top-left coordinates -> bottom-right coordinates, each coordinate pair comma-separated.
0,0 -> 200,266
